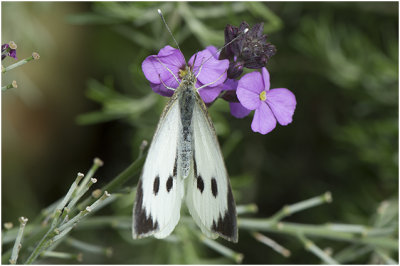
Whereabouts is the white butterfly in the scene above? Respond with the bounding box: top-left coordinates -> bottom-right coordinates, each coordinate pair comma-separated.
131,60 -> 238,243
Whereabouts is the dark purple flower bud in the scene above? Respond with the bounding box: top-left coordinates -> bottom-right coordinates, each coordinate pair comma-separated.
221,22 -> 276,70
2,41 -> 17,60
227,61 -> 244,79
2,44 -> 9,60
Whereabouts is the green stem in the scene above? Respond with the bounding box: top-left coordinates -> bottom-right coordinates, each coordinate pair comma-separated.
269,191 -> 331,223
199,235 -> 243,263
9,217 -> 28,264
2,80 -> 17,91
2,53 -> 39,73
298,234 -> 339,264
77,154 -> 145,210
24,227 -> 58,264
238,219 -> 398,250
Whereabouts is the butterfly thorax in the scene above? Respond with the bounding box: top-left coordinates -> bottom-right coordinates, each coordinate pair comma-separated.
176,68 -> 197,178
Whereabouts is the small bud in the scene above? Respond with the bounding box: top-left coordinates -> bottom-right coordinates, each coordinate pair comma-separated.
105,247 -> 113,258
77,253 -> 83,262
324,247 -> 333,256
4,222 -> 13,230
77,172 -> 84,177
227,61 -> 244,79
94,157 -> 104,167
324,192 -> 332,203
8,41 -> 17,50
140,140 -> 148,151
12,80 -> 17,88
91,178 -> 97,184
85,206 -> 92,212
92,189 -> 102,199
277,222 -> 284,230
104,191 -> 111,197
19,216 -> 28,225
32,52 -> 40,60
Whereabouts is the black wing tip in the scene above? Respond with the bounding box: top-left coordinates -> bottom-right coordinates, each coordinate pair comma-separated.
132,179 -> 159,238
211,187 -> 238,243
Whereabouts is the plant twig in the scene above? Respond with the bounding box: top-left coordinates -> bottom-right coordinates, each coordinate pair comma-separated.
236,204 -> 258,215
9,217 -> 28,264
238,219 -> 398,250
40,250 -> 83,262
252,232 -> 290,257
298,234 -> 339,264
65,237 -> 113,257
269,191 -> 332,223
199,235 -> 243,263
2,52 -> 40,73
77,154 -> 145,210
2,80 -> 17,91
375,249 -> 398,265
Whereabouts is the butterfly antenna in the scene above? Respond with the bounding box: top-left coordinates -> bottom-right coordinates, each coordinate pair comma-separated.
158,9 -> 183,58
212,28 -> 248,60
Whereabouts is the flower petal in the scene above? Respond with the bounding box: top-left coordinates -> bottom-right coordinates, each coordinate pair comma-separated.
142,45 -> 185,88
266,88 -> 296,126
189,49 -> 228,87
198,85 -> 224,103
237,71 -> 264,110
261,67 -> 270,91
222,78 -> 238,91
251,102 -> 276,134
205,45 -> 218,59
150,82 -> 174,97
229,102 -> 251,118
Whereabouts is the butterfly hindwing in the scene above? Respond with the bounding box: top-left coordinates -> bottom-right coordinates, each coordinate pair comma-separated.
132,97 -> 184,239
185,94 -> 238,243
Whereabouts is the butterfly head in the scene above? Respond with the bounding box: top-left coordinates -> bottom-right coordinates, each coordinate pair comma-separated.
179,65 -> 197,85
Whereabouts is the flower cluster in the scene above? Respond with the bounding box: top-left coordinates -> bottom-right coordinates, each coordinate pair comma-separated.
2,41 -> 17,60
142,22 -> 296,135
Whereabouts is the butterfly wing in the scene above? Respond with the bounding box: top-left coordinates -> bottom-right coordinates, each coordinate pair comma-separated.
132,96 -> 184,239
185,95 -> 238,243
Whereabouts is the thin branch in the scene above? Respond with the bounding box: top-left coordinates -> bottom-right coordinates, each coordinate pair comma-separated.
269,191 -> 332,223
41,250 -> 82,262
2,52 -> 40,73
9,217 -> 28,264
297,234 -> 339,264
199,235 -> 243,263
238,219 -> 398,250
236,204 -> 258,215
252,232 -> 291,257
2,80 -> 17,91
65,237 -> 113,257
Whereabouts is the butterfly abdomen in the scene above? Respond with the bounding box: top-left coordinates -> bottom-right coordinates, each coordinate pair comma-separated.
177,79 -> 196,178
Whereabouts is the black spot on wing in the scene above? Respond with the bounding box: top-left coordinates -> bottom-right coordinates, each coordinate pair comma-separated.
153,176 -> 160,195
211,186 -> 237,242
197,175 -> 204,193
166,176 -> 173,192
133,179 -> 158,236
211,178 -> 218,198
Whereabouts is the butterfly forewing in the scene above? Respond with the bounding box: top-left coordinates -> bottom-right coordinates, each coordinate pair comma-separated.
185,94 -> 238,243
132,98 -> 184,239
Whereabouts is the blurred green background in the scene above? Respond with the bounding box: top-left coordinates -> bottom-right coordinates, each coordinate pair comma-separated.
2,2 -> 398,264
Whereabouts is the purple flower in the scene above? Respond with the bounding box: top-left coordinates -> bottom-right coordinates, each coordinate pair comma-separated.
2,42 -> 17,61
142,45 -> 229,103
237,68 -> 296,134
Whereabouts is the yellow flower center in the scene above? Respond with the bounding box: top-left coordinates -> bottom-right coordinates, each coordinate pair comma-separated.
259,91 -> 267,101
